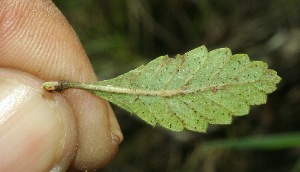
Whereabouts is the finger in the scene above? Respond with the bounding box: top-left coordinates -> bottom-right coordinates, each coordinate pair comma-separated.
0,68 -> 77,171
0,0 -> 123,170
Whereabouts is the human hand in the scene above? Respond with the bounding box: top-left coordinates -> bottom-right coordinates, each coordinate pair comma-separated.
0,0 -> 123,171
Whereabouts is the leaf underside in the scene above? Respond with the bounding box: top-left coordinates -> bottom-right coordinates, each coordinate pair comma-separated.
91,46 -> 281,132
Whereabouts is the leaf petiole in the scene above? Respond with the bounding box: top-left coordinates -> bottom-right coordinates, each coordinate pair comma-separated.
42,80 -> 90,92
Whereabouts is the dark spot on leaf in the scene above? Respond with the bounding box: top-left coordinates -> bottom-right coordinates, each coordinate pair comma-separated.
210,86 -> 218,93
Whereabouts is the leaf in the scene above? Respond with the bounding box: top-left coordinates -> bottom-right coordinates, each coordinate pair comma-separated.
42,45 -> 281,132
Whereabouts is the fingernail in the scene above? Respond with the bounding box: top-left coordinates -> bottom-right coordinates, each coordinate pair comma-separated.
0,79 -> 32,125
106,102 -> 123,144
0,78 -> 66,171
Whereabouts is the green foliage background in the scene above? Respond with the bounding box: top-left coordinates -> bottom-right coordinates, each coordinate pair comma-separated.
54,0 -> 300,171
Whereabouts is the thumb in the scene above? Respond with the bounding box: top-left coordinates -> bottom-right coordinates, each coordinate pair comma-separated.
0,68 -> 77,171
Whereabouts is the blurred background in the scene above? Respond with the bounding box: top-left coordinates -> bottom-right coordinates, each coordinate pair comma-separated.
54,0 -> 300,171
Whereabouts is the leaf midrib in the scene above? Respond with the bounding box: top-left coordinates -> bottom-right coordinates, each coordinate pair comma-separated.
86,80 -> 263,97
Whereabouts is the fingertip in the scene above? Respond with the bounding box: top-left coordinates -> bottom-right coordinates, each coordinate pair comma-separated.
107,101 -> 123,145
0,69 -> 77,171
0,0 -> 96,81
62,90 -> 122,170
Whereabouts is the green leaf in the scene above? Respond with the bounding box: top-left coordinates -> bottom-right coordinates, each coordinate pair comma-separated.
42,45 -> 281,132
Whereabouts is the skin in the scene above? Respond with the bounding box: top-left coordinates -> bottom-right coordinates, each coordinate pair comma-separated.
0,0 -> 123,171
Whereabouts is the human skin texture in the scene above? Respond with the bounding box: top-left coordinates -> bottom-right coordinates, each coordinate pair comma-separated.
0,0 -> 123,171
